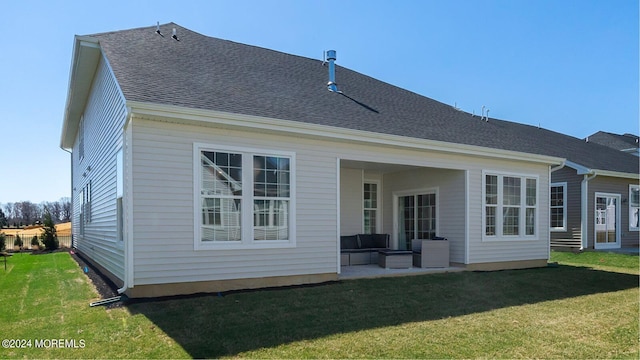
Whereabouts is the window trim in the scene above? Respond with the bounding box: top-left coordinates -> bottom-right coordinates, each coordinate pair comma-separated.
630,184 -> 640,232
79,189 -> 85,236
550,182 -> 567,232
482,170 -> 539,241
193,143 -> 296,250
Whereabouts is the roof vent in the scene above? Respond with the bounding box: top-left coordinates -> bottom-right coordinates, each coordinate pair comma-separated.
172,28 -> 180,41
481,105 -> 489,122
156,22 -> 164,37
325,50 -> 339,92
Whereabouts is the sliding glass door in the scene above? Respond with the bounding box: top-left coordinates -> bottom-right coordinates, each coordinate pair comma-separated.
397,192 -> 436,250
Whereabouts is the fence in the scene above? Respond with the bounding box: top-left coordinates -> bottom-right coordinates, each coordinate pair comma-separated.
2,234 -> 72,250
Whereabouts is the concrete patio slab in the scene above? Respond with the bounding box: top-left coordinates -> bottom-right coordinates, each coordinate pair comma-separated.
338,264 -> 466,280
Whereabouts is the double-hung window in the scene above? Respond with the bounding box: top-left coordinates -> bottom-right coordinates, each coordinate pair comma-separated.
363,182 -> 379,234
483,172 -> 538,240
550,182 -> 567,231
195,144 -> 295,249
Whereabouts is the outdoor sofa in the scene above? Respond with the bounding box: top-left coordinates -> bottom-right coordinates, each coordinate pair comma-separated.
340,234 -> 390,266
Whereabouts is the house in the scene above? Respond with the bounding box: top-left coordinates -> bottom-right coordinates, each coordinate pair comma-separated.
548,132 -> 639,250
60,23 -> 630,298
586,131 -> 639,157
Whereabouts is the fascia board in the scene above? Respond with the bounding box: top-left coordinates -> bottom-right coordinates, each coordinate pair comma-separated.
565,160 -> 639,179
60,36 -> 101,150
593,170 -> 640,180
127,101 -> 565,166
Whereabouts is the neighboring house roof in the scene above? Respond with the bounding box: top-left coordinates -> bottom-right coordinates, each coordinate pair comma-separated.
586,131 -> 639,152
61,23 -> 639,177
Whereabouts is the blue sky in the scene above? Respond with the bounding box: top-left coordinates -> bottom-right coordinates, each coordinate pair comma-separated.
0,0 -> 638,204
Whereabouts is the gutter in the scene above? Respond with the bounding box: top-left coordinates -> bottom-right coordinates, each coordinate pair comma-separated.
126,101 -> 565,166
550,161 -> 566,173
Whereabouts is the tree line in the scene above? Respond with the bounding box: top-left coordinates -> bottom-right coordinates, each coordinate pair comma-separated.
0,198 -> 71,228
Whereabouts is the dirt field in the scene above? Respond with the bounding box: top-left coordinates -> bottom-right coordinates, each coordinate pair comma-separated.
1,222 -> 71,237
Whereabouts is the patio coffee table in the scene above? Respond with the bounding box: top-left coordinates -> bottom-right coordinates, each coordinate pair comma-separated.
377,249 -> 412,269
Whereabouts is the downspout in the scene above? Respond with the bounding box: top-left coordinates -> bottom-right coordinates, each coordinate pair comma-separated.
580,172 -> 597,250
61,147 -> 73,247
550,162 -> 565,173
336,158 -> 341,275
117,110 -> 134,295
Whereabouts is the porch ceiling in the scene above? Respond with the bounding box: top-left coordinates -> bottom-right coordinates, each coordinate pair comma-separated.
340,160 -> 419,173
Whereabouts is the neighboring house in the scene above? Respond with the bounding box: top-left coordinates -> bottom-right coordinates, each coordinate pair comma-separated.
548,132 -> 640,250
586,131 -> 639,157
59,23 -> 632,298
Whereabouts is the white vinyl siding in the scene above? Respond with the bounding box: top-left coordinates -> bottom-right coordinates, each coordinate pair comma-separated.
128,115 -> 552,285
131,119 -> 333,285
71,56 -> 127,282
340,168 -> 363,235
116,148 -> 124,242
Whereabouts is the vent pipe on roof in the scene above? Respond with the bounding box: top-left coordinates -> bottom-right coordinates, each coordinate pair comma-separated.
156,22 -> 164,37
326,50 -> 340,93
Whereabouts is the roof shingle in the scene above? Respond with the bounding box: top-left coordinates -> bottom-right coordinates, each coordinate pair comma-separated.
87,23 -> 639,175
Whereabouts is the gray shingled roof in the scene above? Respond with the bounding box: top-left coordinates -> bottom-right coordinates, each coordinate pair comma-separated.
587,131 -> 639,151
88,23 -> 638,175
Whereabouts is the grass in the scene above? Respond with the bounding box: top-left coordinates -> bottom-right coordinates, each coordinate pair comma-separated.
0,250 -> 637,359
550,250 -> 639,271
0,252 -> 187,359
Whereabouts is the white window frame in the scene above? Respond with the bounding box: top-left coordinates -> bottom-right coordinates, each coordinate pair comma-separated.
363,180 -> 380,234
629,184 -> 640,231
79,189 -> 85,236
482,171 -> 539,241
392,187 -> 439,249
83,181 -> 92,225
550,182 -> 567,231
193,143 -> 296,250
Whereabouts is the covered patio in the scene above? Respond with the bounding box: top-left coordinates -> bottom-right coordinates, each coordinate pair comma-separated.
339,159 -> 467,269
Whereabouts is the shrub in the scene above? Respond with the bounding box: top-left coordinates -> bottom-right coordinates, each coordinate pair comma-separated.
31,236 -> 40,248
0,233 -> 5,252
14,235 -> 23,248
40,212 -> 59,251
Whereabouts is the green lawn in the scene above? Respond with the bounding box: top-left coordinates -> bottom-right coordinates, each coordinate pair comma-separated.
0,250 -> 637,359
550,250 -> 639,271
